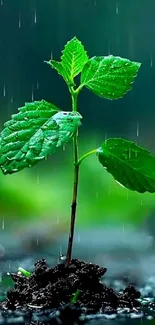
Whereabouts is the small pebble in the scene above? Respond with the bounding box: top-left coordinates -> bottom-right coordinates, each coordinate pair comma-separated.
130,312 -> 143,318
103,313 -> 117,319
146,315 -> 153,320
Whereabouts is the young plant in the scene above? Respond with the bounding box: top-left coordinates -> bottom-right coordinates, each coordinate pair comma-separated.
0,37 -> 155,265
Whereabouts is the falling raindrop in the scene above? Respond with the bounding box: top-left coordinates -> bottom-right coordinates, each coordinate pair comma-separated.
36,173 -> 40,184
135,150 -> 138,158
0,273 -> 2,282
36,236 -> 39,246
50,52 -> 53,60
122,224 -> 125,233
108,43 -> 111,55
18,12 -> 21,28
63,145 -> 66,151
136,121 -> 139,136
11,96 -> 13,103
56,217 -> 60,225
150,52 -> 153,67
34,8 -> 37,24
37,81 -> 39,89
2,217 -> 4,230
129,31 -> 134,58
59,245 -> 63,257
116,2 -> 119,14
104,132 -> 107,141
3,84 -> 5,97
32,85 -> 34,101
8,261 -> 11,269
94,0 -> 96,5
1,0 -> 3,6
77,234 -> 80,243
59,254 -> 66,264
140,199 -> 143,206
128,149 -> 131,159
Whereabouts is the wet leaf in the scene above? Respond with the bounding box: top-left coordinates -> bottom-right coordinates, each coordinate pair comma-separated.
46,37 -> 89,86
0,100 -> 82,174
97,138 -> 155,193
81,56 -> 141,99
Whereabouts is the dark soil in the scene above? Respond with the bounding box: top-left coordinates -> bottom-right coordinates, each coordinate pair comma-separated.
0,258 -> 141,318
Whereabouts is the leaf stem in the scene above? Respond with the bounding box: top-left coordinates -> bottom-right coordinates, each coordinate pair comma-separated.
74,84 -> 84,94
66,88 -> 80,265
71,92 -> 78,112
76,149 -> 97,166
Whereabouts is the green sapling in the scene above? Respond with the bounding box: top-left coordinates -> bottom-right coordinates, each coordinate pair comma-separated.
0,37 -> 155,266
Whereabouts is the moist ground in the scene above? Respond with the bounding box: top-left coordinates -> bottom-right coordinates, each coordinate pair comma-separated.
1,258 -> 141,314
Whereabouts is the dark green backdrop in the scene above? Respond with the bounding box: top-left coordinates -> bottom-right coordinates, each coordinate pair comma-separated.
0,0 -> 154,139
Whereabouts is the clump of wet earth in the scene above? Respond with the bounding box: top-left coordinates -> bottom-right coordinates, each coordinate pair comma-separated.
2,258 -> 141,311
1,258 -> 154,324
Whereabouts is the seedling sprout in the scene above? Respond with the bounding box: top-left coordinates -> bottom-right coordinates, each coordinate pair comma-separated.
71,289 -> 81,304
0,37 -> 155,267
17,267 -> 31,277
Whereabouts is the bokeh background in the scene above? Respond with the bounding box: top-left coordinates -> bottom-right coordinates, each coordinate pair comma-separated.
0,0 -> 155,280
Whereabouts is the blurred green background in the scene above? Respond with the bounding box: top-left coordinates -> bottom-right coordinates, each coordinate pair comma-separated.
0,0 -> 155,246
1,135 -> 155,235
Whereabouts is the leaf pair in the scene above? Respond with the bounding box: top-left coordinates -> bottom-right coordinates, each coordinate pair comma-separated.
46,37 -> 88,87
46,37 -> 141,100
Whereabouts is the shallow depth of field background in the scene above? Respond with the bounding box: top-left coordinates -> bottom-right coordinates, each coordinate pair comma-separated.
0,0 -> 155,279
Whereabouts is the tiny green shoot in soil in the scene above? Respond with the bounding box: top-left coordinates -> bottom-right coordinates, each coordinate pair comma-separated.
71,289 -> 81,304
18,267 -> 31,277
0,37 -> 155,265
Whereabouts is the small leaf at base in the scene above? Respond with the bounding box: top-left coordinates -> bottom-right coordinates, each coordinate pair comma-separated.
81,56 -> 141,99
97,138 -> 155,193
18,267 -> 31,277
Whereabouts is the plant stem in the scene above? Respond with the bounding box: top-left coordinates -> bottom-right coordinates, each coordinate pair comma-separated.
71,90 -> 78,112
66,87 -> 79,265
76,149 -> 97,166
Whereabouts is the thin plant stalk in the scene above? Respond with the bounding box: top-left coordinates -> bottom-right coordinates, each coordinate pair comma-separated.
66,88 -> 80,265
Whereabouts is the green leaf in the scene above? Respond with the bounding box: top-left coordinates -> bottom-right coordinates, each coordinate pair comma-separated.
81,56 -> 141,99
46,60 -> 64,80
0,100 -> 82,175
46,37 -> 89,86
97,138 -> 155,193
